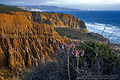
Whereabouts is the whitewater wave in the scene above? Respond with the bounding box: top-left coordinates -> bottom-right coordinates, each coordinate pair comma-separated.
86,23 -> 120,44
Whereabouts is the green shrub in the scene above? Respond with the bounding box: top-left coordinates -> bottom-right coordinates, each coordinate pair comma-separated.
75,41 -> 120,75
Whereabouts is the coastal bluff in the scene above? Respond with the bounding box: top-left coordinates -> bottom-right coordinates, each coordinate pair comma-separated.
11,11 -> 89,32
0,11 -> 88,72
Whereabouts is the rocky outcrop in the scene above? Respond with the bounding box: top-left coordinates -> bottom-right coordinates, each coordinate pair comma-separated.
11,11 -> 89,32
0,13 -> 70,72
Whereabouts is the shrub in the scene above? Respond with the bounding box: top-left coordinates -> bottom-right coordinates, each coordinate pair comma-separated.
28,41 -> 120,80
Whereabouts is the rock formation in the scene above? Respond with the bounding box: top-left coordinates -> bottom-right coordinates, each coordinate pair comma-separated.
0,11 -> 88,72
0,12 -> 71,72
11,11 -> 89,32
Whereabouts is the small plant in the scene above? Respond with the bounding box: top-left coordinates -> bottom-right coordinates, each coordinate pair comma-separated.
26,31 -> 30,35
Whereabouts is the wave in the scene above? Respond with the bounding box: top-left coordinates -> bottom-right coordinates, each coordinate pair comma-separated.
86,22 -> 120,44
95,23 -> 105,26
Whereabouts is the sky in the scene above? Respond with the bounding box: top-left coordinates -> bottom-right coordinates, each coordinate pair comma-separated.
0,0 -> 120,10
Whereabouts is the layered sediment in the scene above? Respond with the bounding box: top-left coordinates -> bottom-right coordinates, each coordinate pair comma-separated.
0,12 -> 72,72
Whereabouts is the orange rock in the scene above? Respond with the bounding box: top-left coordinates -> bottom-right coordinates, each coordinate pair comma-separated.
0,12 -> 71,72
11,11 -> 88,32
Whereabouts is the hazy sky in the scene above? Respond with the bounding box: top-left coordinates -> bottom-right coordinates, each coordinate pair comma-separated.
0,0 -> 120,10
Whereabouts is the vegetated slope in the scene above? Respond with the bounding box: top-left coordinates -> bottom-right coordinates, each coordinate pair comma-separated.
0,4 -> 25,13
54,27 -> 120,55
55,27 -> 109,44
28,41 -> 120,80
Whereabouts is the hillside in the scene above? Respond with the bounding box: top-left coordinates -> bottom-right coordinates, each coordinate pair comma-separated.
0,4 -> 25,13
18,5 -> 80,11
55,27 -> 109,44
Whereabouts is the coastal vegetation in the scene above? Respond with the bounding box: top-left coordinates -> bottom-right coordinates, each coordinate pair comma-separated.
28,41 -> 120,80
0,4 -> 25,13
55,27 -> 109,43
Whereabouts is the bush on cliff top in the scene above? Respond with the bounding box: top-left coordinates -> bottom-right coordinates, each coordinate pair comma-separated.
29,41 -> 120,80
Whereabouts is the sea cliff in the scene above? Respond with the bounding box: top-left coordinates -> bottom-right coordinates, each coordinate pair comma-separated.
0,11 -> 88,72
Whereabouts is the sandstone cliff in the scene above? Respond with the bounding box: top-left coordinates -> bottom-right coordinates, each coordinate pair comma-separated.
0,13 -> 71,72
0,11 -> 89,73
11,11 -> 89,32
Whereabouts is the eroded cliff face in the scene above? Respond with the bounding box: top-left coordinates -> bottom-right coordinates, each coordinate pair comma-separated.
11,11 -> 89,32
0,13 -> 71,72
0,11 -> 89,72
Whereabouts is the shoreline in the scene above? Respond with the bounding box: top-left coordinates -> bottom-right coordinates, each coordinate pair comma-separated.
52,11 -> 120,45
86,23 -> 120,45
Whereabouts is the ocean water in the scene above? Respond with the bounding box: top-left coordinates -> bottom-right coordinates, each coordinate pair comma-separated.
53,11 -> 120,44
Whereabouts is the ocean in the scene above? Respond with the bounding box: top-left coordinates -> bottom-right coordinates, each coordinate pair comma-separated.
52,11 -> 120,44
